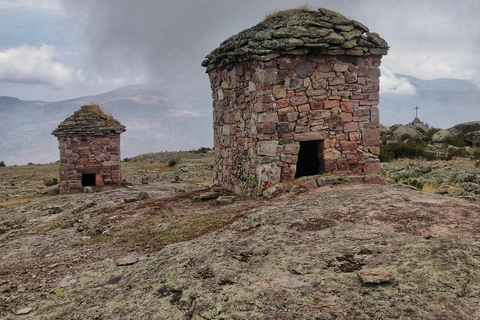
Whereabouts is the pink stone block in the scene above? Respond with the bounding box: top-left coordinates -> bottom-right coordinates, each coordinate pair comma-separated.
301,179 -> 318,190
361,128 -> 380,147
363,162 -> 380,175
344,122 -> 359,133
324,100 -> 340,109
340,141 -> 359,151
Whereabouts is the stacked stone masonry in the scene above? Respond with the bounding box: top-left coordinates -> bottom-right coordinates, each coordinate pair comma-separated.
52,105 -> 126,194
204,7 -> 388,196
56,135 -> 122,194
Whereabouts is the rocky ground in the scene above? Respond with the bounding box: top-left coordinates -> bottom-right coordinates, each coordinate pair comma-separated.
0,152 -> 479,319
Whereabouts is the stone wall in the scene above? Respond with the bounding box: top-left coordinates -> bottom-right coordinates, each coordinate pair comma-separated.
208,52 -> 383,196
57,134 -> 122,194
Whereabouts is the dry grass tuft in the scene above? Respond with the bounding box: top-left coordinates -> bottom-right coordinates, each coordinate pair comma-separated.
82,104 -> 114,122
263,4 -> 313,22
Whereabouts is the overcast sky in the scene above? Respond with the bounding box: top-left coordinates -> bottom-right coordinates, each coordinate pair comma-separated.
1,0 -> 479,102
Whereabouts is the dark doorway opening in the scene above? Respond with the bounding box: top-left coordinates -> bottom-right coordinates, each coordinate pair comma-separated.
82,173 -> 96,186
295,140 -> 325,178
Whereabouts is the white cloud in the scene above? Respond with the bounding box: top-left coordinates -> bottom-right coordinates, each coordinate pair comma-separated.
0,45 -> 83,87
380,66 -> 417,95
1,0 -> 63,14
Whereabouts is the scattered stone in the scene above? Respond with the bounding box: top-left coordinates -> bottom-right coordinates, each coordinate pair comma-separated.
106,275 -> 122,285
123,198 -> 137,203
16,307 -> 33,315
157,223 -> 171,232
48,206 -> 63,215
358,268 -> 393,284
289,185 -> 302,193
59,275 -> 77,288
135,191 -> 150,201
200,192 -> 219,200
300,179 -> 318,190
116,256 -> 139,266
0,226 -> 8,234
14,213 -> 25,224
122,180 -> 134,187
215,196 -> 236,205
363,175 -> 386,185
263,185 -> 284,198
141,179 -> 149,185
83,186 -> 93,193
175,188 -> 185,193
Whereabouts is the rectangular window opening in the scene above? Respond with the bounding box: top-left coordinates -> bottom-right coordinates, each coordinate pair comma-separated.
295,140 -> 325,178
82,173 -> 96,186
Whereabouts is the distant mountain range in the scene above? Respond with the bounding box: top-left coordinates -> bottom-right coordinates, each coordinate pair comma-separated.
0,75 -> 479,165
0,83 -> 213,165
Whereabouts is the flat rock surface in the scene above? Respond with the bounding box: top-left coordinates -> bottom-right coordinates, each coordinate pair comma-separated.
1,155 -> 479,319
0,179 -> 479,319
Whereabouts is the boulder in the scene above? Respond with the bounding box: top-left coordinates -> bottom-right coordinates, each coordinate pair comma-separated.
393,125 -> 419,139
464,131 -> 480,147
431,129 -> 452,143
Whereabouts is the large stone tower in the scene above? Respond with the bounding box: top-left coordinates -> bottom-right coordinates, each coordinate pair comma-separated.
52,105 -> 126,194
202,7 -> 388,196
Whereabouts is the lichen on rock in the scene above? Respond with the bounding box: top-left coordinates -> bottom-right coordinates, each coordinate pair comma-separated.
52,105 -> 126,137
202,7 -> 389,70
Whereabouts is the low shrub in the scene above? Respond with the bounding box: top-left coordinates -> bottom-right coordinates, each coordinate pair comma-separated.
168,160 -> 177,167
443,134 -> 467,147
474,160 -> 480,168
43,178 -> 59,187
380,142 -> 437,162
192,147 -> 212,154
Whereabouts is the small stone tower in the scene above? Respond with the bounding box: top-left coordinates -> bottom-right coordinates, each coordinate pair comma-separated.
52,105 -> 126,194
202,7 -> 388,196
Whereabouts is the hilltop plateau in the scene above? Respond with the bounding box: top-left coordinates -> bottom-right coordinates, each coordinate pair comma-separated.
0,151 -> 479,319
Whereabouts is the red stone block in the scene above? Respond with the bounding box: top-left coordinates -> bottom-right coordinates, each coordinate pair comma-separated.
257,123 -> 277,134
339,113 -> 353,122
254,102 -> 274,113
311,101 -> 324,110
290,96 -> 308,106
297,104 -> 310,113
340,141 -> 359,150
301,179 -> 318,190
363,162 -> 380,175
361,128 -> 380,147
324,100 -> 340,109
256,82 -> 272,90
340,102 -> 353,112
363,175 -> 386,185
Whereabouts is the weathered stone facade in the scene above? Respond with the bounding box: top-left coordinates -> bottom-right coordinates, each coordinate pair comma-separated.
203,8 -> 388,196
52,105 -> 126,194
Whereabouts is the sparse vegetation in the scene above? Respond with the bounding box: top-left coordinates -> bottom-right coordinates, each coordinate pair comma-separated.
380,141 -> 436,162
263,4 -> 314,22
43,177 -> 59,187
192,147 -> 212,154
83,104 -> 114,122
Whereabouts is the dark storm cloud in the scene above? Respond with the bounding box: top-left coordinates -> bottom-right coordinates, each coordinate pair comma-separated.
59,0 -> 479,84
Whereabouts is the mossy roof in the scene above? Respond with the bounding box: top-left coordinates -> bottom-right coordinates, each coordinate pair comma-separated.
52,105 -> 126,136
202,7 -> 388,71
